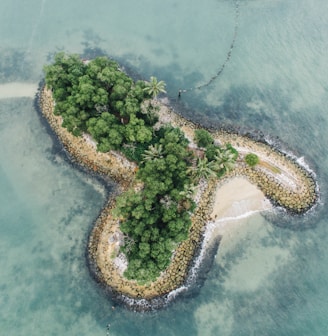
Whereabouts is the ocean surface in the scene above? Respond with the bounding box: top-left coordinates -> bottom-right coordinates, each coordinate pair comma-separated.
1,0 -> 328,335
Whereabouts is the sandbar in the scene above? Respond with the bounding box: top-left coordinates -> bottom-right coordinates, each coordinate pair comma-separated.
0,82 -> 37,99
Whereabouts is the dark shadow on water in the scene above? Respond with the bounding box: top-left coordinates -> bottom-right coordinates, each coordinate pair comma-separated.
226,225 -> 328,336
116,50 -> 206,94
171,84 -> 279,132
0,48 -> 32,83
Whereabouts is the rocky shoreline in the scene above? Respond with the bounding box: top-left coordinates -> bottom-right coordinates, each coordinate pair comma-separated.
37,85 -> 318,311
156,99 -> 318,214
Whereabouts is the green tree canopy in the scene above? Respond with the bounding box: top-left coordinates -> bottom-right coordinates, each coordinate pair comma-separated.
194,129 -> 214,148
44,52 -> 157,151
245,153 -> 259,167
44,52 -> 239,283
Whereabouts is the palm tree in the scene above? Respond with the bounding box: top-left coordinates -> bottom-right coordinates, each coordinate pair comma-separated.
143,76 -> 167,98
141,143 -> 164,163
188,157 -> 219,181
214,145 -> 237,173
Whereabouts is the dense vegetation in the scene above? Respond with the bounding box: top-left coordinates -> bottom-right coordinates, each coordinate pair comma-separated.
114,127 -> 195,280
44,53 -> 238,282
44,52 -> 158,154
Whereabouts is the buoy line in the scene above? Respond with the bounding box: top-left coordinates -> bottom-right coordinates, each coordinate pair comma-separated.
178,0 -> 239,97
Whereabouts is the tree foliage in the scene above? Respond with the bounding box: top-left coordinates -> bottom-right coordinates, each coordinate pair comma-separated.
194,129 -> 214,148
214,144 -> 238,174
114,127 -> 195,281
245,153 -> 259,167
44,52 -> 156,144
44,53 -> 239,283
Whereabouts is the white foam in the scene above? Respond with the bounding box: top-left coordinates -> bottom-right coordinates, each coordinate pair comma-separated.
263,135 -> 316,178
211,208 -> 270,225
296,156 -> 316,177
166,285 -> 188,301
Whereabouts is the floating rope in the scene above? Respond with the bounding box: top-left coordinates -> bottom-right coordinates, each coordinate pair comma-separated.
178,0 -> 240,97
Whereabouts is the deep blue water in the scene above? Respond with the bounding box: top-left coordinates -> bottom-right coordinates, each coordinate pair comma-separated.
1,0 -> 328,335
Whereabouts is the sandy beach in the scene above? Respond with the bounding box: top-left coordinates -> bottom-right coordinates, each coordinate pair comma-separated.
209,177 -> 272,233
0,82 -> 38,99
190,177 -> 273,278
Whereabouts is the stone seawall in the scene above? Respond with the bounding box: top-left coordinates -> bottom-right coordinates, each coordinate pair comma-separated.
157,102 -> 317,213
38,86 -> 136,190
38,86 -> 218,305
38,86 -> 318,310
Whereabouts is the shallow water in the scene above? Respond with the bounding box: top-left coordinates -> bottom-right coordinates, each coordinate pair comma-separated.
1,0 -> 328,335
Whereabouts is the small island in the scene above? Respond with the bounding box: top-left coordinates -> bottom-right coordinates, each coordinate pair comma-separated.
38,53 -> 317,309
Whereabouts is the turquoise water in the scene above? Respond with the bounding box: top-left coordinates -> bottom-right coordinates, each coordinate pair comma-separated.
1,0 -> 328,335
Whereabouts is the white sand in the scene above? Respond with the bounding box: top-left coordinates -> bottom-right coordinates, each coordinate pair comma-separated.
0,82 -> 37,99
207,177 -> 272,238
192,178 -> 273,276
